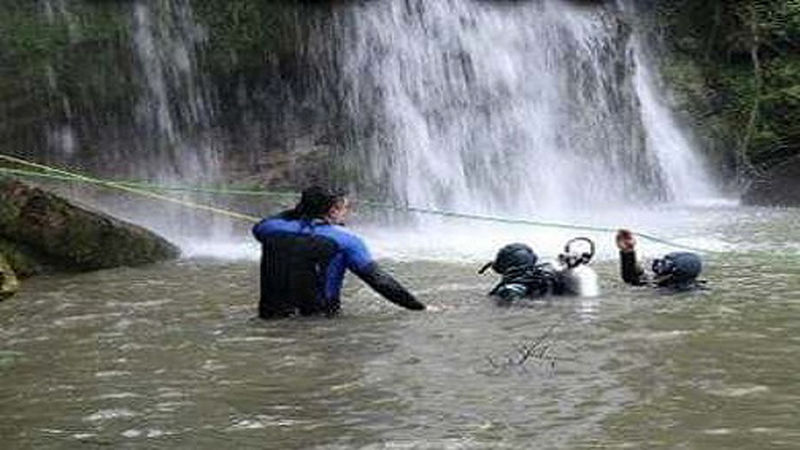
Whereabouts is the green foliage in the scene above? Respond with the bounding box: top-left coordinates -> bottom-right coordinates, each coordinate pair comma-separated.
657,0 -> 800,171
0,0 -> 317,154
193,1 -> 303,75
0,2 -> 129,75
0,1 -> 134,146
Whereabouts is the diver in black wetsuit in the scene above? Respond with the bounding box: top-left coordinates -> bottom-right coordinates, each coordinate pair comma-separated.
479,243 -> 566,303
252,186 -> 425,319
616,229 -> 705,291
480,238 -> 600,303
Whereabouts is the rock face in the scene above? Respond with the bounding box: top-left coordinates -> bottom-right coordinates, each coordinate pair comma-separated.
0,178 -> 180,276
0,253 -> 19,300
743,157 -> 800,207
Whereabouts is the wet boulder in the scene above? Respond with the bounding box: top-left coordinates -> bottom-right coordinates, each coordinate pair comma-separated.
0,253 -> 19,300
0,177 -> 180,275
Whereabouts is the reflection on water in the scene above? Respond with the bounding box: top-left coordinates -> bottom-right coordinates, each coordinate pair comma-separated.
1,207 -> 799,448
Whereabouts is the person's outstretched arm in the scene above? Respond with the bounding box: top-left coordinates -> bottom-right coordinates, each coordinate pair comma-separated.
617,229 -> 647,286
353,263 -> 426,310
343,234 -> 426,310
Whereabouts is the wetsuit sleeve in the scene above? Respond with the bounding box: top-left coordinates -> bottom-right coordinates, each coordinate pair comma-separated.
353,263 -> 426,310
620,250 -> 647,286
342,236 -> 425,310
341,234 -> 374,273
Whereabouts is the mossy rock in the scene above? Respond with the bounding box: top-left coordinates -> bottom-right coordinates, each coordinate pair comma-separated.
0,252 -> 20,300
0,177 -> 180,272
0,237 -> 57,277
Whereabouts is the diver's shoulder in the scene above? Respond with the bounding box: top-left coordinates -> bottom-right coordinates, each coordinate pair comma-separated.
255,215 -> 303,234
262,215 -> 294,226
318,224 -> 365,245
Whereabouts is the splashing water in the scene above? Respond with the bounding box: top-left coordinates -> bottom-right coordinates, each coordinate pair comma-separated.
334,0 -> 721,217
29,0 -> 731,259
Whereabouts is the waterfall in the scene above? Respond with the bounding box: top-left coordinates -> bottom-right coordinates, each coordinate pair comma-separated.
35,0 -> 220,182
130,0 -> 220,184
30,0 -> 228,249
17,0 -> 723,255
40,0 -> 78,160
333,0 -> 718,215
631,42 -> 719,205
29,0 -> 718,211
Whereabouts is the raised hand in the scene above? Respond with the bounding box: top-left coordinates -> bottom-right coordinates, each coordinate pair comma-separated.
616,229 -> 636,252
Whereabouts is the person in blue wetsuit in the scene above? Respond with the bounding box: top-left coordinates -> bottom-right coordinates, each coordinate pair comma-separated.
616,229 -> 705,291
252,186 -> 426,319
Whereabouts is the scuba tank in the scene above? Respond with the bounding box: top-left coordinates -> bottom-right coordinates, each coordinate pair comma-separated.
555,237 -> 599,297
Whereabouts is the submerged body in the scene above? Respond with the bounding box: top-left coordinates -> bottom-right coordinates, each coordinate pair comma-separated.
490,262 -> 599,303
483,241 -> 599,304
617,229 -> 705,291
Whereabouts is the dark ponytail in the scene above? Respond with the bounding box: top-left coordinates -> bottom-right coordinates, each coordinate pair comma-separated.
284,186 -> 347,220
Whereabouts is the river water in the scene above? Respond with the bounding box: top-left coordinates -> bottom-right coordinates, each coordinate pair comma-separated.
1,204 -> 799,449
5,1 -> 796,447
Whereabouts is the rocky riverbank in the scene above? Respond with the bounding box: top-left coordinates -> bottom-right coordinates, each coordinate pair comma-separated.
0,177 -> 181,299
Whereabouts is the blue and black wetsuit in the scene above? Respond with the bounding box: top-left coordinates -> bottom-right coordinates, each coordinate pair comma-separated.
252,212 -> 425,319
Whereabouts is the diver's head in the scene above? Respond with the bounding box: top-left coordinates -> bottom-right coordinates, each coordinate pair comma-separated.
294,185 -> 349,223
652,252 -> 702,286
488,243 -> 538,274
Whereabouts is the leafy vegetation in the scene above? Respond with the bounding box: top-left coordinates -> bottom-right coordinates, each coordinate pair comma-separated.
655,0 -> 800,178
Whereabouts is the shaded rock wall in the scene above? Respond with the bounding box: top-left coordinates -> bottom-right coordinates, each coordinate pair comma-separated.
645,0 -> 800,203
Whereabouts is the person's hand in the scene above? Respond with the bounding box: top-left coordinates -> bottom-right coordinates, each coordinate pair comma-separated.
616,229 -> 636,252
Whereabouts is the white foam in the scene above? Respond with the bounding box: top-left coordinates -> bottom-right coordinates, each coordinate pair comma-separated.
180,241 -> 260,260
122,429 -> 142,438
84,409 -> 139,422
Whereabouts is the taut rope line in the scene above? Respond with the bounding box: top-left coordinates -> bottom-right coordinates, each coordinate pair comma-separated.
0,153 -> 720,254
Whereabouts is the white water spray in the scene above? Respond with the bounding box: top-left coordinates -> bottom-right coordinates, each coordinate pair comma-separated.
131,0 -> 219,183
328,0 -> 729,261
632,43 -> 720,204
336,0 -> 719,216
30,0 -> 728,260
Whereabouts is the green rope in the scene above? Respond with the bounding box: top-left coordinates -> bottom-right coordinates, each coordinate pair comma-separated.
359,201 -> 720,254
0,155 -> 262,223
0,167 -> 298,199
0,156 -> 721,254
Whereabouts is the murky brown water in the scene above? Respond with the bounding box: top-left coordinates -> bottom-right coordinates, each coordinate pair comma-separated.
1,207 -> 799,449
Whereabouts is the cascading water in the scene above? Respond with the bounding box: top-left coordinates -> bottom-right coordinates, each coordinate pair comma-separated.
334,0 -> 719,216
632,43 -> 719,205
21,0 -> 725,258
33,0 -> 231,251
40,0 -> 79,160
124,0 -> 237,252
129,0 -> 219,184
35,0 -> 220,182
